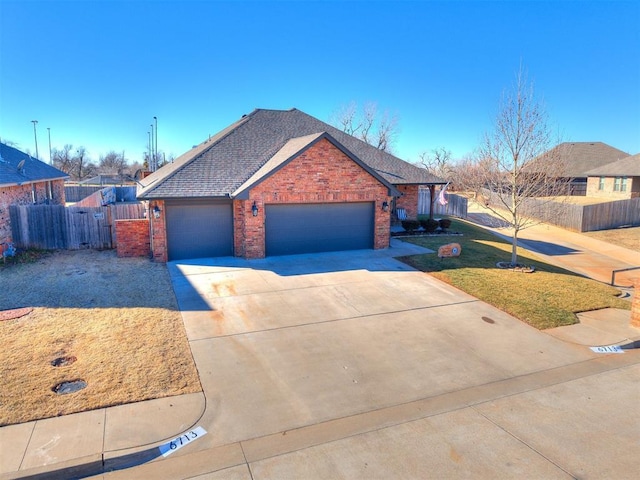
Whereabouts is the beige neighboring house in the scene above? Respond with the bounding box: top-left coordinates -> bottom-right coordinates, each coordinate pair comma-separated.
0,142 -> 68,244
585,153 -> 640,199
541,142 -> 630,195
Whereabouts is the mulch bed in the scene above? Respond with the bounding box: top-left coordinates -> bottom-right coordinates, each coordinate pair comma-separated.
0,307 -> 34,322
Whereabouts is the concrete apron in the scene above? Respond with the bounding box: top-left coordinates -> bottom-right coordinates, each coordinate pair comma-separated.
144,244 -> 639,478
5,240 -> 637,479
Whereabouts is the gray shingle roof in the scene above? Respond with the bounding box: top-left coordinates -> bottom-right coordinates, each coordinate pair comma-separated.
0,142 -> 69,187
584,153 -> 640,176
544,142 -> 631,178
138,108 -> 443,199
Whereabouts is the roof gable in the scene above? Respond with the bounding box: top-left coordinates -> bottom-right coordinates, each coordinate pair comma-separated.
0,142 -> 69,187
137,108 -> 443,200
585,153 -> 640,177
545,142 -> 631,178
232,132 -> 400,199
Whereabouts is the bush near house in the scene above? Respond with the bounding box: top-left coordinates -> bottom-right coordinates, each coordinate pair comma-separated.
419,218 -> 439,233
401,219 -> 421,232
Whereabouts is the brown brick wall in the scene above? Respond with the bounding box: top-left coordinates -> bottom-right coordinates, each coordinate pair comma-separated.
631,279 -> 640,328
149,200 -> 168,262
236,138 -> 392,258
395,184 -> 420,219
0,179 -> 65,244
115,219 -> 150,257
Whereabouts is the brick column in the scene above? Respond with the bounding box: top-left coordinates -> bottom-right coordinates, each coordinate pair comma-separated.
631,279 -> 640,328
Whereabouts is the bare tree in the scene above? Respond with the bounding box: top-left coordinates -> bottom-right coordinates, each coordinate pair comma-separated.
463,68 -> 569,266
52,145 -> 97,181
51,144 -> 76,175
331,101 -> 399,152
99,151 -> 128,174
74,147 -> 97,181
419,147 -> 454,180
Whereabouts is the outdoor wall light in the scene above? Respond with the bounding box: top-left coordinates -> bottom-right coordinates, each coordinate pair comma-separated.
251,201 -> 259,217
153,205 -> 161,219
382,201 -> 389,212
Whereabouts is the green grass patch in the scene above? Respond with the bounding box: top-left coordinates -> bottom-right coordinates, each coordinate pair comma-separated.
399,217 -> 630,330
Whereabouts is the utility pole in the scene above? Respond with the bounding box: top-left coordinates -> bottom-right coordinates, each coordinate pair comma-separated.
31,120 -> 39,159
47,127 -> 52,165
153,116 -> 158,169
147,131 -> 151,170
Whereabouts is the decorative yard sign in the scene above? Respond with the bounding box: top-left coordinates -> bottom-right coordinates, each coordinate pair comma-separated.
438,243 -> 461,259
590,345 -> 624,354
158,426 -> 208,457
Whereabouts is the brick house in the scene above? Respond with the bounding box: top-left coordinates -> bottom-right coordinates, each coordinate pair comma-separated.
137,108 -> 444,261
584,153 -> 640,199
540,142 -> 630,195
0,142 -> 68,244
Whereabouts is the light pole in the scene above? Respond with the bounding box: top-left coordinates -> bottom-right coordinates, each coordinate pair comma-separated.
147,131 -> 151,170
150,123 -> 155,171
47,127 -> 52,165
31,120 -> 39,159
153,116 -> 158,168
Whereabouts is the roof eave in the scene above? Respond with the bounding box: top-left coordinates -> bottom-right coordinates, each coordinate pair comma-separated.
0,175 -> 69,188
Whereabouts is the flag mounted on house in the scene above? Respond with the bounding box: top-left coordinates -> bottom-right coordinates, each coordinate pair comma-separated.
437,182 -> 449,206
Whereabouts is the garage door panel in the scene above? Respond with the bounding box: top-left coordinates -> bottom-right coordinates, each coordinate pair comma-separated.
165,201 -> 233,260
266,203 -> 373,256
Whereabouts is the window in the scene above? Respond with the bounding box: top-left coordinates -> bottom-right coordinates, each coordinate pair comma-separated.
598,177 -> 605,190
614,177 -> 628,192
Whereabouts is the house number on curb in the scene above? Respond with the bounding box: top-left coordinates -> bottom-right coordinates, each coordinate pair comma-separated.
158,426 -> 207,457
590,345 -> 624,354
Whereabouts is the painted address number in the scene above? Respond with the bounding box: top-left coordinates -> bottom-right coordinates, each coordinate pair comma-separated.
590,345 -> 624,354
158,426 -> 207,457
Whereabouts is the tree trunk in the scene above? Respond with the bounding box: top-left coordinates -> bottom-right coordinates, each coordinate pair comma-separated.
511,228 -> 519,266
429,185 -> 435,219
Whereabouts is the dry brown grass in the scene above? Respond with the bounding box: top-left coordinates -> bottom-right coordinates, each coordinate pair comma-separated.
541,195 -> 620,205
583,226 -> 640,252
0,249 -> 201,426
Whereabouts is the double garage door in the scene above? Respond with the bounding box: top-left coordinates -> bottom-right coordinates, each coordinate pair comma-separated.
265,202 -> 374,256
165,200 -> 374,260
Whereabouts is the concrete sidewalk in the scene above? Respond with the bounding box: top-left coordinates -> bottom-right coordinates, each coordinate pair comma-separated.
466,205 -> 639,288
1,233 -> 638,479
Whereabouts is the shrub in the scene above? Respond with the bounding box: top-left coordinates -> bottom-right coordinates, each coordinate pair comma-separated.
439,218 -> 452,231
401,219 -> 420,232
419,218 -> 439,233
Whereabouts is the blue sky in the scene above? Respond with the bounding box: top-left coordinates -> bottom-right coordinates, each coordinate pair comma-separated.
1,0 -> 639,166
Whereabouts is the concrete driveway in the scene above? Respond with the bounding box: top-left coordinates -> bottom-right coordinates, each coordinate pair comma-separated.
154,240 -> 639,479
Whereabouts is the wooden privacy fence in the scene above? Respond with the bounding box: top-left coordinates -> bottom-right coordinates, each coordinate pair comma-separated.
418,189 -> 468,218
65,186 -> 137,203
10,203 -> 146,250
580,198 -> 640,231
481,189 -> 640,232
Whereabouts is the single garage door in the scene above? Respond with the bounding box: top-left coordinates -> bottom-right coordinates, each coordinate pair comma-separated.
165,199 -> 233,260
265,202 -> 374,256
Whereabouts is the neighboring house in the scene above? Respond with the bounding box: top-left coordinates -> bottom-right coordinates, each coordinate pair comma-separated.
541,142 -> 630,195
0,142 -> 69,244
138,108 -> 444,261
80,174 -> 132,186
585,153 -> 640,199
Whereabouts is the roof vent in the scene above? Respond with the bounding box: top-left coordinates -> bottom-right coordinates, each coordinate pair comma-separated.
17,159 -> 26,174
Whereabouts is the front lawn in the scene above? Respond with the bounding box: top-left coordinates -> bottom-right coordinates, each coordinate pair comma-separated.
1,249 -> 201,426
398,218 -> 630,330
